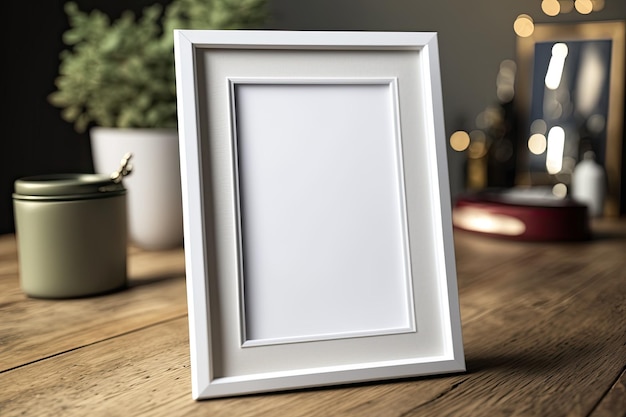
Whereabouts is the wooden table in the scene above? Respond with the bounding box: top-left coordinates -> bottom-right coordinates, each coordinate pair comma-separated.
1,219 -> 625,416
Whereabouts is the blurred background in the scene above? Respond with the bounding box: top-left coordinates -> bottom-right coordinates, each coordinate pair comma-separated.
1,0 -> 625,233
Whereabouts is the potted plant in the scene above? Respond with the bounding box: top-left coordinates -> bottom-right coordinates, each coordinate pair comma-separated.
48,0 -> 268,250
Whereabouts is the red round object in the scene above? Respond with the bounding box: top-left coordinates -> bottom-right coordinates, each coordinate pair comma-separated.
452,190 -> 590,241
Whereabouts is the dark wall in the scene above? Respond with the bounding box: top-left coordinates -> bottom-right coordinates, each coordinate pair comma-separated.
0,1 -> 169,234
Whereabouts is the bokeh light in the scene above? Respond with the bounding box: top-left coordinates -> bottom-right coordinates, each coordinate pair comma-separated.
552,183 -> 568,198
591,0 -> 605,11
546,126 -> 565,174
514,14 -> 534,38
450,130 -> 471,152
545,43 -> 568,90
587,114 -> 606,134
528,133 -> 547,155
530,119 -> 548,135
575,0 -> 593,14
542,0 -> 560,16
496,59 -> 517,103
468,130 -> 488,159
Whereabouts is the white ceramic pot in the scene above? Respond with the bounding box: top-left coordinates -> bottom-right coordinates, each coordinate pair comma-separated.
90,127 -> 183,250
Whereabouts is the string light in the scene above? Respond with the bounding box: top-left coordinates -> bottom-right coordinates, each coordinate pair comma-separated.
513,0 -> 605,36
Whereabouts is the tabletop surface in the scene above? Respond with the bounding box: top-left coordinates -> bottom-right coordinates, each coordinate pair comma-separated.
1,219 -> 625,416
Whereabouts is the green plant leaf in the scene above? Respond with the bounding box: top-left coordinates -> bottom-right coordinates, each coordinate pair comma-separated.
49,0 -> 268,132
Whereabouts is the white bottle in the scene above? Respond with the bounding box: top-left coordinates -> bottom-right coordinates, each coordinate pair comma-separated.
571,151 -> 606,217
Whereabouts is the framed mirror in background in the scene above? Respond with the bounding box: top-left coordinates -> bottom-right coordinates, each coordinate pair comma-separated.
515,21 -> 625,216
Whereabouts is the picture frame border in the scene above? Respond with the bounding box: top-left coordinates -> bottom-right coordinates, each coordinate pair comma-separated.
174,29 -> 465,400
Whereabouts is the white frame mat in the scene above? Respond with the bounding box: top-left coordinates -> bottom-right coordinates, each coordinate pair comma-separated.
174,30 -> 465,400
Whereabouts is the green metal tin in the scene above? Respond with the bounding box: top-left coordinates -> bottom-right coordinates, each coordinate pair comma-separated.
13,174 -> 128,298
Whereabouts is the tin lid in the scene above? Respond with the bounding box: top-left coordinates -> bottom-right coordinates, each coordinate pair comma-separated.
13,174 -> 126,201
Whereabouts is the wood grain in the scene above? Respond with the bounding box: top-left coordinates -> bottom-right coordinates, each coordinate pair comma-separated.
590,368 -> 626,417
0,243 -> 187,371
0,219 -> 624,416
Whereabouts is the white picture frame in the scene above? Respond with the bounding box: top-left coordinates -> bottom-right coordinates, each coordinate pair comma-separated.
174,30 -> 465,400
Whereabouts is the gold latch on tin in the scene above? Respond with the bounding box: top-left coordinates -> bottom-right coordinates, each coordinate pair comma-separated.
111,153 -> 133,183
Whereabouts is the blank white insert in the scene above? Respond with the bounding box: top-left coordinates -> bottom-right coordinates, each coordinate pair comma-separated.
233,81 -> 414,346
